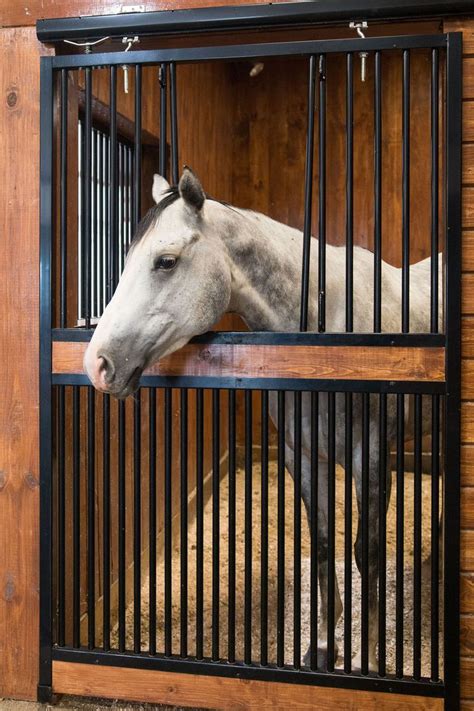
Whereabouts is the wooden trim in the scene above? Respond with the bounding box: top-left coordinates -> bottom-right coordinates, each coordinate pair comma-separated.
52,340 -> 445,382
52,660 -> 444,710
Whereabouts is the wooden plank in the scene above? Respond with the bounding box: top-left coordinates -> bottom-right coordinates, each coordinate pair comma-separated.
464,360 -> 474,398
464,188 -> 474,229
463,317 -> 474,358
462,487 -> 474,528
462,656 -> 474,699
462,446 -> 474,486
464,144 -> 474,185
462,530 -> 474,571
462,614 -> 474,656
463,233 -> 474,272
0,28 -> 52,700
466,59 -> 474,99
465,101 -> 474,142
52,660 -> 444,710
461,574 -> 474,613
463,273 -> 474,313
463,403 -> 474,443
53,340 -> 446,382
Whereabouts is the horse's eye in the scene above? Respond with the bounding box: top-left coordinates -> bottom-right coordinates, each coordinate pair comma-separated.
154,255 -> 178,271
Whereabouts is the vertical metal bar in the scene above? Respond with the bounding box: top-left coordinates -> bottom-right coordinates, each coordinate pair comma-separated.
97,132 -> 104,317
374,51 -> 382,333
413,394 -> 422,680
378,393 -> 387,676
260,390 -> 269,666
228,390 -> 236,663
87,387 -> 95,649
195,388 -> 204,660
318,53 -> 327,333
118,399 -> 126,652
300,55 -> 316,331
431,393 -> 440,681
402,50 -> 410,333
343,391 -> 352,672
360,392 -> 370,675
395,393 -> 405,677
444,32 -> 462,711
149,388 -> 157,655
92,128 -> 98,319
57,386 -> 66,647
109,66 -> 118,296
102,394 -> 111,651
211,389 -> 220,661
244,390 -> 253,665
164,387 -> 173,656
39,57 -> 54,695
327,391 -> 336,672
134,65 -> 142,230
170,62 -> 179,185
104,127 -> 110,309
119,144 -> 124,273
72,386 -> 81,648
180,389 -> 189,658
346,53 -> 354,333
59,69 -> 68,328
431,48 -> 440,334
277,390 -> 285,667
133,391 -> 141,654
83,68 -> 92,327
159,64 -> 168,178
310,391 -> 319,671
293,391 -> 302,669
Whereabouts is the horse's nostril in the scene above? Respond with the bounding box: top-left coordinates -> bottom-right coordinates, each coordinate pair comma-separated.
98,354 -> 115,384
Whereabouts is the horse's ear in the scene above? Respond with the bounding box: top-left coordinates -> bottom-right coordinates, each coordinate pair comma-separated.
152,174 -> 170,204
179,167 -> 205,212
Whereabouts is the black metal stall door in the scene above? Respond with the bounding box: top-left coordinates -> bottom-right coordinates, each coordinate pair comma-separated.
39,31 -> 461,708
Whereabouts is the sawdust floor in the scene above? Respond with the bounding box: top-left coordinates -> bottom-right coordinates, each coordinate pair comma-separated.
112,460 -> 441,679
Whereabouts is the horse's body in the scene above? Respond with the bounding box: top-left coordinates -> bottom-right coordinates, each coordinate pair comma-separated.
84,169 -> 439,670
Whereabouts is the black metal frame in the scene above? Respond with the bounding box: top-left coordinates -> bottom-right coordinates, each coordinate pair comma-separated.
39,27 -> 462,709
36,0 -> 474,44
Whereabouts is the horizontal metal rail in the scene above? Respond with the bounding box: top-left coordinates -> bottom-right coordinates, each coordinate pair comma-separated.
50,35 -> 448,71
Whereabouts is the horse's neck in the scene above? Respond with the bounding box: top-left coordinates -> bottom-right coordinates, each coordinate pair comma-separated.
216,205 -> 326,332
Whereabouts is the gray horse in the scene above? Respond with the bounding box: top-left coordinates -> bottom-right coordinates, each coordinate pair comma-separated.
84,168 -> 437,670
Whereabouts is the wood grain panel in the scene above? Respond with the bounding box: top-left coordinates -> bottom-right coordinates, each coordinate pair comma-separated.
463,273 -> 474,314
462,446 -> 474,486
444,20 -> 474,54
464,188 -> 474,229
464,233 -> 474,272
52,660 -> 444,710
465,59 -> 474,100
462,614 -> 474,655
463,403 -> 474,443
464,360 -> 474,399
465,101 -> 474,142
462,531 -> 474,571
463,317 -> 474,358
462,656 -> 474,699
465,144 -> 474,185
52,340 -> 446,382
0,28 -> 51,700
462,574 -> 474,613
462,487 -> 474,528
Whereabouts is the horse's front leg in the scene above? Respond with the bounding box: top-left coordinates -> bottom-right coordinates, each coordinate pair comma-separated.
290,451 -> 343,669
352,448 -> 392,673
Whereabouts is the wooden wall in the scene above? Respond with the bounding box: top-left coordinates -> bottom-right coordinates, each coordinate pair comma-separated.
444,18 -> 474,709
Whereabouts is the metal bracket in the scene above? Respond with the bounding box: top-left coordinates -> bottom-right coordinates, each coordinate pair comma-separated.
63,36 -> 110,53
121,35 -> 140,94
349,21 -> 369,82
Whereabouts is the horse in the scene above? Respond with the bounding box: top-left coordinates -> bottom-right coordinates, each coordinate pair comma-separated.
84,167 -> 437,670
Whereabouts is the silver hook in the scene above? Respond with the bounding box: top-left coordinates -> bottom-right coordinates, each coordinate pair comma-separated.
121,36 -> 140,94
349,21 -> 369,82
